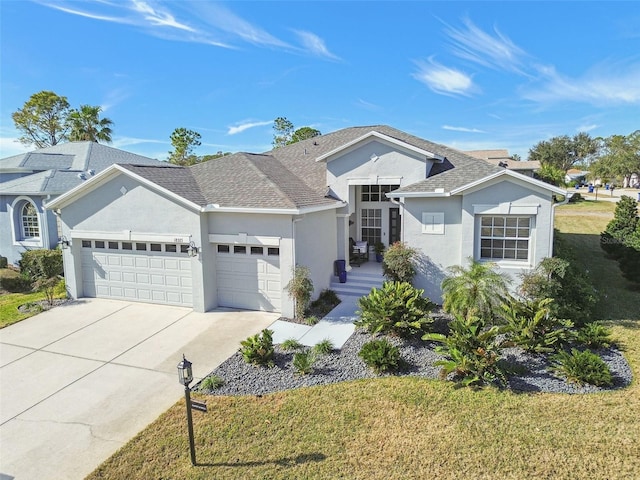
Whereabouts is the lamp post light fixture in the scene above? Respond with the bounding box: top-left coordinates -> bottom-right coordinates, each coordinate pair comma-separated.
177,354 -> 196,466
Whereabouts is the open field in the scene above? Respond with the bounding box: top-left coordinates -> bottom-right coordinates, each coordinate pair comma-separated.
87,200 -> 639,479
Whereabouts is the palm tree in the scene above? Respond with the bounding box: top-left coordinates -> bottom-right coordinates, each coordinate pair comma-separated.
68,105 -> 113,143
441,258 -> 510,323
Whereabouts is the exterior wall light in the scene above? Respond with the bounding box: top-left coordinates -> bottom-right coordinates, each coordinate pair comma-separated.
58,236 -> 70,249
186,241 -> 199,257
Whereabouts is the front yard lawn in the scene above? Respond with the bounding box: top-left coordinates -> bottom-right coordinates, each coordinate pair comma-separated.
87,201 -> 640,479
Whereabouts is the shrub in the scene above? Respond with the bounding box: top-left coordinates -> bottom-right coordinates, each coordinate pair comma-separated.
240,329 -> 275,367
285,265 -> 314,321
0,256 -> 7,269
292,350 -> 316,375
308,289 -> 340,318
358,338 -> 402,374
520,251 -> 597,326
1,275 -> 33,293
550,348 -> 613,387
281,338 -> 304,351
200,375 -> 224,390
382,242 -> 418,283
356,281 -> 434,337
501,298 -> 575,353
19,249 -> 64,305
424,316 -> 507,387
312,339 -> 334,355
577,322 -> 614,349
304,315 -> 319,326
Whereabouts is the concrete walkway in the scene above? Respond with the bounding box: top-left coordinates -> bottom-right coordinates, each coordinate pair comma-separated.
0,299 -> 278,480
270,294 -> 360,349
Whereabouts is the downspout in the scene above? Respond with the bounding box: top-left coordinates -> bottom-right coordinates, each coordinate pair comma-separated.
549,192 -> 573,256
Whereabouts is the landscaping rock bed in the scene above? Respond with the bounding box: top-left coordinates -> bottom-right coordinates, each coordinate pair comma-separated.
199,319 -> 632,396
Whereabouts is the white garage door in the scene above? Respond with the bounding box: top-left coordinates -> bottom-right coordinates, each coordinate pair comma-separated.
81,240 -> 193,307
216,244 -> 281,312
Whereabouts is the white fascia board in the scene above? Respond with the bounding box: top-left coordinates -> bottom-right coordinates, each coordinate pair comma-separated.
387,191 -> 450,198
45,164 -> 202,212
315,131 -> 445,163
209,234 -> 281,246
450,169 -> 567,196
203,201 -> 344,215
70,230 -> 192,243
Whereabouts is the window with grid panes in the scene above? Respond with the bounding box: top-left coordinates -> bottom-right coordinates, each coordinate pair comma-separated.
21,203 -> 40,238
480,216 -> 531,261
361,185 -> 398,202
361,208 -> 382,245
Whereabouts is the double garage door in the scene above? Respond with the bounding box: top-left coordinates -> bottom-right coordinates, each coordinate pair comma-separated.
81,240 -> 193,307
216,244 -> 281,312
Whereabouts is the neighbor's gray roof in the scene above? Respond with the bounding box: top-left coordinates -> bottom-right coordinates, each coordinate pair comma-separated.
0,141 -> 168,196
116,125 -> 507,209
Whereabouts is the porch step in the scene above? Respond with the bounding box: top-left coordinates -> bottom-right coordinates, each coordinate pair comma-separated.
330,270 -> 385,297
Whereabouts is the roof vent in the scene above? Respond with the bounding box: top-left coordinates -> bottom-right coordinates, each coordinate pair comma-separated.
88,169 -> 95,176
313,141 -> 318,146
77,173 -> 86,180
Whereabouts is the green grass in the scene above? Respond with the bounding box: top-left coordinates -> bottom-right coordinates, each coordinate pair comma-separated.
87,202 -> 640,479
0,271 -> 67,328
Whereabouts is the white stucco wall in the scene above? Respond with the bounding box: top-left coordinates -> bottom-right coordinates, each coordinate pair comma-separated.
207,212 -> 295,317
57,174 -> 205,310
402,177 -> 556,303
293,209 -> 338,301
326,140 -> 431,204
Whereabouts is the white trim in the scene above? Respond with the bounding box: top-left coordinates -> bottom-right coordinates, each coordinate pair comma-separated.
209,234 -> 281,246
347,176 -> 403,186
451,169 -> 567,196
421,212 -> 445,234
9,196 -> 44,247
315,131 -> 445,163
202,201 -> 344,215
473,203 -> 540,215
389,191 -> 450,198
45,164 -> 203,212
70,230 -> 192,243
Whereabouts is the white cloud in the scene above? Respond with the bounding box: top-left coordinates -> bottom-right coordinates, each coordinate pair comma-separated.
443,17 -> 528,75
412,58 -> 477,97
576,124 -> 599,132
442,125 -> 486,133
292,30 -> 340,60
523,61 -> 640,106
131,0 -> 194,31
355,98 -> 382,111
111,136 -> 167,149
0,137 -> 31,158
227,120 -> 272,135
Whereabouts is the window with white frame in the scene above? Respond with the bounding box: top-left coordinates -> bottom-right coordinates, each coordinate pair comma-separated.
21,202 -> 40,239
361,208 -> 382,245
479,216 -> 531,261
361,185 -> 399,202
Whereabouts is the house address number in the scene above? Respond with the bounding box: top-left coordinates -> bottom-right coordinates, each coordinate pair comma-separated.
174,238 -> 184,243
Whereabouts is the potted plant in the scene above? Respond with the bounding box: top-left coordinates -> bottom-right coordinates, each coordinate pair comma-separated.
374,241 -> 385,263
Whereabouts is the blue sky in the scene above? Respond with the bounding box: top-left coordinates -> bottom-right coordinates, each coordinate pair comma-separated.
1,1 -> 639,161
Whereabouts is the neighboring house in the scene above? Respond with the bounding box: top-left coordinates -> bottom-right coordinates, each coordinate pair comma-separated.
565,169 -> 589,185
46,126 -> 566,317
465,149 -> 540,178
0,142 -> 168,266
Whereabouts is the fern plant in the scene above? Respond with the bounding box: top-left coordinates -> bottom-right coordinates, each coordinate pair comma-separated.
577,322 -> 614,349
423,316 -> 507,387
501,298 -> 575,353
356,281 -> 434,337
550,348 -> 613,387
281,338 -> 304,351
292,350 -> 316,375
200,375 -> 224,390
313,339 -> 334,355
358,338 -> 402,374
240,329 -> 275,366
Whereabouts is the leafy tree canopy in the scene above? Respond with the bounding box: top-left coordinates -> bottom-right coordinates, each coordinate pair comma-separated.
528,132 -> 598,172
168,127 -> 201,166
68,105 -> 113,143
12,91 -> 71,148
272,117 -> 321,148
589,131 -> 640,185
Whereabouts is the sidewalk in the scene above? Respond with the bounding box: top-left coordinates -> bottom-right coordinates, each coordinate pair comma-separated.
269,294 -> 359,349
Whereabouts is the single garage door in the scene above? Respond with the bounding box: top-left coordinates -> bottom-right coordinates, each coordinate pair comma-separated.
216,244 -> 281,312
81,240 -> 193,307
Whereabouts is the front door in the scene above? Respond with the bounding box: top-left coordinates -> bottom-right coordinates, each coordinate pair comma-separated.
389,208 -> 401,244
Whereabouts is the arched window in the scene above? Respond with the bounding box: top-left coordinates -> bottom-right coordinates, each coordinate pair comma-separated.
21,202 -> 40,239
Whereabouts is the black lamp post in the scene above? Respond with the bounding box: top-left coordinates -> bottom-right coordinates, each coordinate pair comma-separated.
177,354 -> 196,466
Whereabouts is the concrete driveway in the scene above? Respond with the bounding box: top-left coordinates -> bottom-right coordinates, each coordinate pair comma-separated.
0,298 -> 278,480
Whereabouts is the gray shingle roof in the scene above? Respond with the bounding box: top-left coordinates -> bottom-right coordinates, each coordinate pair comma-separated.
116,125 -> 506,209
0,141 -> 169,196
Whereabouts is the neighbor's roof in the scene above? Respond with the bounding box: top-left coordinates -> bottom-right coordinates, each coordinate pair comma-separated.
0,142 -> 167,195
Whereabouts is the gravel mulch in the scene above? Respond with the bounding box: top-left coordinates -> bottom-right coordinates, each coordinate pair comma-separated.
198,315 -> 633,396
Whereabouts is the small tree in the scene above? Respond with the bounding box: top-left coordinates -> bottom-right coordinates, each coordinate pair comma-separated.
12,91 -> 71,147
19,250 -> 64,305
285,265 -> 314,320
382,242 -> 418,283
168,127 -> 201,165
441,258 -> 510,323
